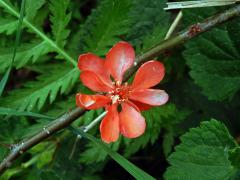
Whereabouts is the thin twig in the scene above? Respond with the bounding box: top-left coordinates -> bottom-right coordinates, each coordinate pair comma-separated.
1,4 -> 240,175
164,1 -> 239,10
83,111 -> 107,132
164,11 -> 183,40
68,111 -> 107,159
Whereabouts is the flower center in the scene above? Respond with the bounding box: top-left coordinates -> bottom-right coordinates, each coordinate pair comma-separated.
107,81 -> 131,104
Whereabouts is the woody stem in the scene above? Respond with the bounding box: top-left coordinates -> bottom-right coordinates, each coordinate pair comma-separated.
1,4 -> 240,175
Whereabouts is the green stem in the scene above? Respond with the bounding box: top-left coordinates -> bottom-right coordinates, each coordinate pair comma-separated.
0,0 -> 77,66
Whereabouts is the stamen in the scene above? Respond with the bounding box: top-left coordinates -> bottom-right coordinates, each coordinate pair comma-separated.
112,95 -> 119,104
116,81 -> 121,86
108,82 -> 131,104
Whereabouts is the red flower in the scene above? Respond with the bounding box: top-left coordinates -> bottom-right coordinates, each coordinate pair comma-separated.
76,42 -> 168,143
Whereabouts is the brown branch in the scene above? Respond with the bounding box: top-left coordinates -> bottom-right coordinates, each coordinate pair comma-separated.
123,4 -> 240,81
1,4 -> 240,175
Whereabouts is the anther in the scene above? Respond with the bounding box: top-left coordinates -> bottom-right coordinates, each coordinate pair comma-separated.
112,95 -> 119,104
116,81 -> 121,86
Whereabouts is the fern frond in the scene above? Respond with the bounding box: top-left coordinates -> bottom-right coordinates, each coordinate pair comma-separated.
0,65 -> 79,111
78,0 -> 132,55
0,0 -> 77,66
0,0 -> 45,35
0,17 -> 18,35
0,40 -> 53,73
50,0 -> 71,48
44,95 -> 76,117
25,0 -> 45,21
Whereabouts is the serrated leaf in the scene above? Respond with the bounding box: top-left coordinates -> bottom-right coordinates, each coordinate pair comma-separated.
0,65 -> 79,111
25,0 -> 45,21
0,0 -> 76,66
0,18 -> 18,35
78,0 -> 132,55
50,0 -> 71,48
127,0 -> 170,50
183,8 -> 240,101
0,40 -> 53,73
164,119 -> 238,180
0,0 -> 25,96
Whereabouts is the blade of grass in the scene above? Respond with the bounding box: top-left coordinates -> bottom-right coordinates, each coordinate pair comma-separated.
68,126 -> 156,180
0,0 -> 25,96
0,107 -> 54,119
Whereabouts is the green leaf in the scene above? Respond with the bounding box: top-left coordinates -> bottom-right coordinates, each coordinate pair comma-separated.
163,129 -> 175,157
0,40 -> 53,73
164,119 -> 238,180
1,168 -> 22,180
0,0 -> 25,97
44,95 -> 76,117
80,139 -> 121,164
37,148 -> 55,168
0,65 -> 79,111
69,126 -> 156,180
183,9 -> 240,101
0,107 -> 53,119
78,0 -> 132,55
0,67 -> 11,96
229,147 -> 240,169
39,170 -> 61,180
0,0 -> 77,66
124,104 -> 189,157
25,0 -> 45,21
0,17 -> 18,35
50,0 -> 71,48
127,0 -> 170,50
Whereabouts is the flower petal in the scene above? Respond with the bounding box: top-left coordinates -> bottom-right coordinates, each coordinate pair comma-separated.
78,53 -> 112,85
119,103 -> 146,138
106,41 -> 135,83
131,61 -> 165,89
100,104 -> 120,143
130,89 -> 169,106
78,53 -> 105,72
76,94 -> 111,110
129,100 -> 152,111
125,100 -> 140,112
80,70 -> 113,92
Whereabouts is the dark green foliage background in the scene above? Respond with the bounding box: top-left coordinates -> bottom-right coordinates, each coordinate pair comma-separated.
0,0 -> 240,179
